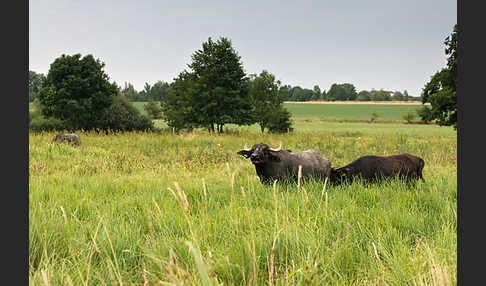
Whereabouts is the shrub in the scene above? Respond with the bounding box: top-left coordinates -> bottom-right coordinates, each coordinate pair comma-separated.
370,111 -> 379,122
29,99 -> 69,132
29,114 -> 68,132
402,111 -> 416,123
97,96 -> 154,133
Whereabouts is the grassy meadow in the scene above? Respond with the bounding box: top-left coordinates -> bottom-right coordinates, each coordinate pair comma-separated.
131,101 -> 427,123
29,105 -> 457,285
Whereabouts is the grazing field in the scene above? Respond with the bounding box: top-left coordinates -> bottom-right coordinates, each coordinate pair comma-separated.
283,103 -> 425,122
29,122 -> 456,285
131,101 -> 428,123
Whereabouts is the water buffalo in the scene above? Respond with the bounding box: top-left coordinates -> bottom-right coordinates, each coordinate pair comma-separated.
53,133 -> 81,146
329,153 -> 425,185
237,142 -> 332,184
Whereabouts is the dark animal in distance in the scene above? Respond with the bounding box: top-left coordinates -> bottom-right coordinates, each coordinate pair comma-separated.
329,153 -> 425,185
53,133 -> 81,146
237,142 -> 332,184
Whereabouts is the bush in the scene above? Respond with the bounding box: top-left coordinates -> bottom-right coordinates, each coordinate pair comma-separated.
29,114 -> 68,132
97,96 -> 154,133
402,111 -> 416,123
29,99 -> 69,132
267,107 -> 293,133
370,111 -> 380,122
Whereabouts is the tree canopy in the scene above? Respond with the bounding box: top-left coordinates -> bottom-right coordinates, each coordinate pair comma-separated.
37,54 -> 119,130
326,83 -> 357,101
420,24 -> 457,129
248,70 -> 292,133
162,37 -> 253,133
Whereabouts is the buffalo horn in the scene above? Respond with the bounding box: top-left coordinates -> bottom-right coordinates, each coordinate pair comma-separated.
270,142 -> 282,152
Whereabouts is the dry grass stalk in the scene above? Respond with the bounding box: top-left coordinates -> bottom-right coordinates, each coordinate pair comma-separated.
273,179 -> 278,202
202,178 -> 207,197
60,206 -> 67,224
325,191 -> 328,210
173,182 -> 189,212
240,186 -> 246,197
152,198 -> 163,217
147,209 -> 156,248
167,187 -> 178,201
302,187 -> 310,204
142,260 -> 148,286
372,242 -> 379,260
320,177 -> 328,201
231,172 -> 236,193
65,274 -> 74,286
226,162 -> 231,176
268,229 -> 284,285
95,271 -> 108,286
41,269 -> 49,286
166,249 -> 181,285
297,165 -> 302,191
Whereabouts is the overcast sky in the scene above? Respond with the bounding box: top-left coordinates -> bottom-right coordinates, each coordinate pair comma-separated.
29,0 -> 456,96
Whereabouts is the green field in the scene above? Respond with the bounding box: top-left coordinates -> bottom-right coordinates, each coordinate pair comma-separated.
131,102 -> 426,123
29,114 -> 457,285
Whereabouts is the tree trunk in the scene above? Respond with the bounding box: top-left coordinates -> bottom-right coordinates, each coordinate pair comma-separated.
210,123 -> 215,133
260,124 -> 265,133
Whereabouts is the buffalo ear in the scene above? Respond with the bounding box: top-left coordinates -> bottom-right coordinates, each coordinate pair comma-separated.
237,150 -> 251,158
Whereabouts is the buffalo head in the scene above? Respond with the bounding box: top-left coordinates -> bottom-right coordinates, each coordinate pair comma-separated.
237,142 -> 283,164
329,166 -> 352,185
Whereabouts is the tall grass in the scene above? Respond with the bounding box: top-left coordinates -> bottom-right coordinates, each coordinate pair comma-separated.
29,128 -> 456,285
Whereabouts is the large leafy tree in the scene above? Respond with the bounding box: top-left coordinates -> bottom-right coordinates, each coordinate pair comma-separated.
420,24 -> 457,129
162,37 -> 253,133
327,83 -> 357,101
37,54 -> 118,130
248,70 -> 291,133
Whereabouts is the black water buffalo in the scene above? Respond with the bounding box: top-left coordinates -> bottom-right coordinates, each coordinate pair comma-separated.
53,133 -> 81,146
237,142 -> 332,184
329,153 -> 425,185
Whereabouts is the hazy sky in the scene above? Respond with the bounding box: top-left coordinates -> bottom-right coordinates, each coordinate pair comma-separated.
29,0 -> 456,96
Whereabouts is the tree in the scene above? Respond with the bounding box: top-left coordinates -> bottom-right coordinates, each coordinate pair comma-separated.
162,37 -> 253,133
37,53 -> 118,131
248,70 -> 289,133
29,71 -> 46,102
120,82 -> 139,101
420,24 -> 457,129
161,71 -> 200,132
416,106 -> 433,124
144,99 -> 163,119
267,106 -> 293,133
403,90 -> 410,101
320,89 -> 328,101
311,85 -> 321,101
370,89 -> 390,101
327,83 -> 357,101
392,91 -> 404,101
357,90 -> 371,101
150,81 -> 170,101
